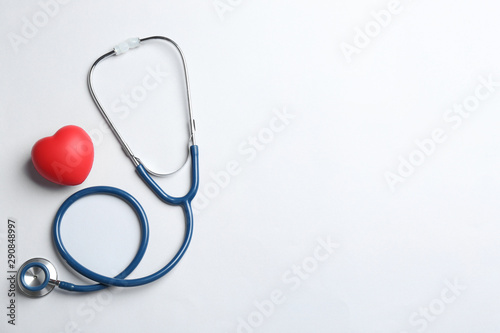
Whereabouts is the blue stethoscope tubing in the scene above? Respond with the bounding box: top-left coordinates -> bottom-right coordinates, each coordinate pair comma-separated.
53,145 -> 199,292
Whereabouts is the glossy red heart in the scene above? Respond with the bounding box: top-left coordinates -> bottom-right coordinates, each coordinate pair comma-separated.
31,125 -> 94,186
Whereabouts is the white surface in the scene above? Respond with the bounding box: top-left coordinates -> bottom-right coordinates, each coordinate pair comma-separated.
1,0 -> 500,332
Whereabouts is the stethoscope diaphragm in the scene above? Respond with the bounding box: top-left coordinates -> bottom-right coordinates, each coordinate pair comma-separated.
17,258 -> 58,298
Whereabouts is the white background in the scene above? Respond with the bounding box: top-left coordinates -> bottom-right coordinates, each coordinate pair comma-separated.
1,0 -> 500,332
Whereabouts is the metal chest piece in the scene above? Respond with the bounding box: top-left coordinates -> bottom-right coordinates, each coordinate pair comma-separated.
17,258 -> 58,298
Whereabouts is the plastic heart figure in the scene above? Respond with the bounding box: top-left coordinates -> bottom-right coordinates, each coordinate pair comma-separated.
31,125 -> 94,185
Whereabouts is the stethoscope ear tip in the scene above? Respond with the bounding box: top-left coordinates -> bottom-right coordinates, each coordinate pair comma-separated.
17,258 -> 58,298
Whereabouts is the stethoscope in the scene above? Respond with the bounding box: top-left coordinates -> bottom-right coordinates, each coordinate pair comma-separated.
17,36 -> 199,298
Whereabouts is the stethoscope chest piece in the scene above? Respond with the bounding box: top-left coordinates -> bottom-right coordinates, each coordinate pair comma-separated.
17,258 -> 58,298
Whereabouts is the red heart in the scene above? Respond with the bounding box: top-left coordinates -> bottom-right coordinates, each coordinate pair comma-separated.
31,125 -> 94,186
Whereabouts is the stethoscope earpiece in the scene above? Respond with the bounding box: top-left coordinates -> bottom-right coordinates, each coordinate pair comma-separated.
17,258 -> 58,298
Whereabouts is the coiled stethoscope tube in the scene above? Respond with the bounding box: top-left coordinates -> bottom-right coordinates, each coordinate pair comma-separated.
17,36 -> 199,297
